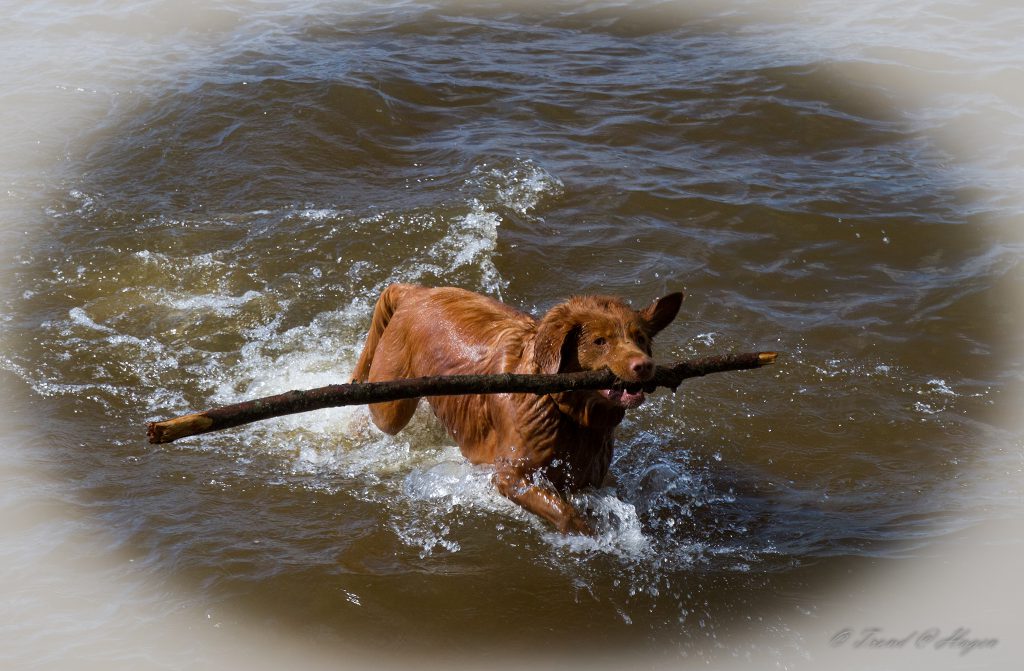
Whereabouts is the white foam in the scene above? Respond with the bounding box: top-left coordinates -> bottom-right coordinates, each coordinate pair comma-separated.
151,288 -> 264,315
210,300 -> 373,438
448,201 -> 504,295
692,332 -> 718,347
68,306 -> 116,333
469,157 -> 565,215
391,516 -> 463,558
402,452 -> 499,509
926,378 -> 957,397
544,490 -> 652,558
134,249 -> 160,263
134,248 -> 223,271
296,207 -> 341,221
373,202 -> 507,297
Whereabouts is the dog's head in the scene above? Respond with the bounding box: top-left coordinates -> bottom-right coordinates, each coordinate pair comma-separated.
533,291 -> 683,410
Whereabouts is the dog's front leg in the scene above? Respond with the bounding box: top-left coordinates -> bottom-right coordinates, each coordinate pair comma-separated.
492,470 -> 594,535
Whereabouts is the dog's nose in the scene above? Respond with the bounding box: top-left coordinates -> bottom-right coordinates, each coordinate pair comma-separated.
630,357 -> 654,379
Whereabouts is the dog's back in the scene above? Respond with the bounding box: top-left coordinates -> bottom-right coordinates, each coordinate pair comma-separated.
350,284 -> 533,445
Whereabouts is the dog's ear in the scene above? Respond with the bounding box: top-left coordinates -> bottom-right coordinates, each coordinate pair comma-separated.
534,304 -> 581,374
640,291 -> 684,334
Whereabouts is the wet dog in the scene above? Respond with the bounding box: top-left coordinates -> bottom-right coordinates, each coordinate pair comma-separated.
351,284 -> 683,534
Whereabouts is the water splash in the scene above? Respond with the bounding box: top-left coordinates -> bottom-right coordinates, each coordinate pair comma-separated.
468,157 -> 565,215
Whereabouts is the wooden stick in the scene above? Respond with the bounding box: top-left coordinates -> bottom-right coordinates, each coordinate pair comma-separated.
146,351 -> 777,444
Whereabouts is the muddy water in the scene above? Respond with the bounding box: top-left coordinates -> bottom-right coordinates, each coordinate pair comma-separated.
1,0 -> 1023,668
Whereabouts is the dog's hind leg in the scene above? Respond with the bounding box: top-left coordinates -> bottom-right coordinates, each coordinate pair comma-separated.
351,283 -> 420,435
364,365 -> 419,435
351,283 -> 406,384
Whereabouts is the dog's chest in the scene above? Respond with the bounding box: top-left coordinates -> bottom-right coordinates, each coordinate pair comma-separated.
544,424 -> 615,491
427,393 -> 615,490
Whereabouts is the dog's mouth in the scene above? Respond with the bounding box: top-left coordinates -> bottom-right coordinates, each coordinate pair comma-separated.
599,387 -> 646,409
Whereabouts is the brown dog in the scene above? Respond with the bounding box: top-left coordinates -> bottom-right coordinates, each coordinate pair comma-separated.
351,284 -> 683,535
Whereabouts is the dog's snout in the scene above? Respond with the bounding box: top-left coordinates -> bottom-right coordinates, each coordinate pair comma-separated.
630,356 -> 654,379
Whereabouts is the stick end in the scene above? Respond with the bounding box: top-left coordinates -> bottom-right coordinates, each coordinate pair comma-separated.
146,413 -> 214,444
758,352 -> 778,365
146,421 -> 168,444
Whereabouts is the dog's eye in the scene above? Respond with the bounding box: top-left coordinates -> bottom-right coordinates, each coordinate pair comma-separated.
593,337 -> 607,346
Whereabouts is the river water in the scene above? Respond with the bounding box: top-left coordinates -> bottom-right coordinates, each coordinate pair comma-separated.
1,1 -> 1022,669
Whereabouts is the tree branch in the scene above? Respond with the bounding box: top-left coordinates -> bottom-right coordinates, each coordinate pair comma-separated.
146,351 -> 777,444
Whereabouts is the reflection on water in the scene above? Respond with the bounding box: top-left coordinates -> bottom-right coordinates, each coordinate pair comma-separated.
1,0 -> 1022,666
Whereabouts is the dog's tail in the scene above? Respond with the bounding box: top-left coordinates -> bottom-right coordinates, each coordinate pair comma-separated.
351,283 -> 407,383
